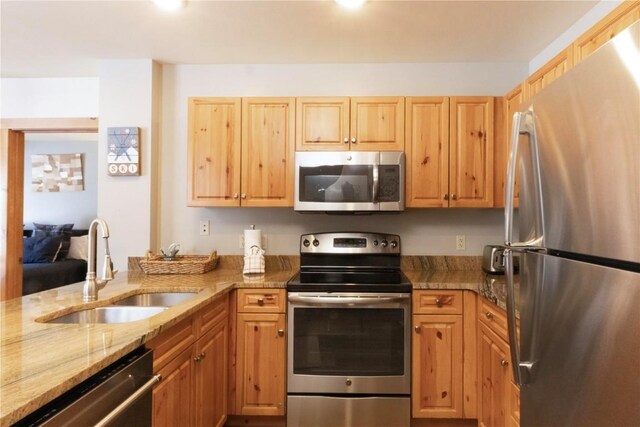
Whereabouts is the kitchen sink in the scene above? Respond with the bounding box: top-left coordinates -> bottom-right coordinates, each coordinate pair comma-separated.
46,306 -> 168,324
112,292 -> 198,307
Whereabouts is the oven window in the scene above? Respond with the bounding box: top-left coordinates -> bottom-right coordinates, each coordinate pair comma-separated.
293,307 -> 404,376
298,165 -> 373,203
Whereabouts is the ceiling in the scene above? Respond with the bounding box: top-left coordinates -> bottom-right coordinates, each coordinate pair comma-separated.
1,0 -> 598,78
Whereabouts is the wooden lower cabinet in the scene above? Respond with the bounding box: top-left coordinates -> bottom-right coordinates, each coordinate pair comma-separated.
149,295 -> 229,427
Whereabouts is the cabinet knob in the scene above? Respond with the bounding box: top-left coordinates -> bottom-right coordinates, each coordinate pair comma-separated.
444,194 -> 449,200
452,194 -> 458,200
414,326 -> 421,333
343,137 -> 349,144
200,352 -> 206,360
194,355 -> 201,362
233,192 -> 239,199
257,297 -> 265,306
241,193 -> 246,199
351,137 -> 356,143
485,311 -> 494,320
278,329 -> 285,337
500,359 -> 509,367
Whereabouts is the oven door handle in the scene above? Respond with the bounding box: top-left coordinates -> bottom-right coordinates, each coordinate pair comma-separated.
288,295 -> 408,305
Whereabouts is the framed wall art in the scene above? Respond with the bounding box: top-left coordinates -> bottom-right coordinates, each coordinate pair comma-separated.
31,153 -> 84,192
107,127 -> 140,176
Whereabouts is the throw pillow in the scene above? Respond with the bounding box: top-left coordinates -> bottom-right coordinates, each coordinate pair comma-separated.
33,223 -> 74,261
67,235 -> 89,261
23,234 -> 63,263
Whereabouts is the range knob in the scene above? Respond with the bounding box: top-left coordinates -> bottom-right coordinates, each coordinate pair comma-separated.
381,240 -> 388,248
391,240 -> 398,248
303,239 -> 310,247
313,239 -> 320,247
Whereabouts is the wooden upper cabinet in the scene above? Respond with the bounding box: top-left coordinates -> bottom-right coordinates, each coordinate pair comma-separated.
241,98 -> 295,207
351,97 -> 405,151
188,98 -> 242,207
524,46 -> 573,101
296,97 -> 350,151
574,1 -> 640,63
449,97 -> 494,208
495,85 -> 523,208
405,97 -> 450,208
295,97 -> 405,151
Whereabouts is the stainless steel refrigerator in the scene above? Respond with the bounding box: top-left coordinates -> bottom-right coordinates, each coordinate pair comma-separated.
504,21 -> 640,426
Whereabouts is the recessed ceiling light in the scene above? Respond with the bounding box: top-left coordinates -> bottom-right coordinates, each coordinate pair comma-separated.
335,0 -> 367,10
153,0 -> 185,11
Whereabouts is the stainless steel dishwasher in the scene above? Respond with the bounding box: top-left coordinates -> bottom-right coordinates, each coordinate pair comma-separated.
16,347 -> 160,427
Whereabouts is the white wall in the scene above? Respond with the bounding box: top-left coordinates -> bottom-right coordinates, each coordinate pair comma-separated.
0,77 -> 98,118
159,63 -> 524,256
23,133 -> 98,229
529,0 -> 623,73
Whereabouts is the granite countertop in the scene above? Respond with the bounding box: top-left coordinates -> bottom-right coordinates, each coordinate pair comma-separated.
0,255 -> 513,426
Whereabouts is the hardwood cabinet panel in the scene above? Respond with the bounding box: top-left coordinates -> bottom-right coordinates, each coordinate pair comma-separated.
235,313 -> 286,416
351,97 -> 405,151
449,97 -> 494,207
241,98 -> 295,207
296,97 -> 350,151
478,322 -> 511,427
574,1 -> 640,63
188,98 -> 242,206
413,290 -> 463,315
147,315 -> 196,372
412,314 -> 464,418
478,299 -> 508,343
509,381 -> 521,427
405,97 -> 450,207
153,347 -> 195,427
524,47 -> 573,101
495,85 -> 523,208
198,294 -> 229,336
237,289 -> 286,313
195,318 -> 228,427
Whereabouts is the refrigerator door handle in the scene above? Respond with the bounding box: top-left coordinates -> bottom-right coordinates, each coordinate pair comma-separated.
505,110 -> 544,248
505,249 -> 536,386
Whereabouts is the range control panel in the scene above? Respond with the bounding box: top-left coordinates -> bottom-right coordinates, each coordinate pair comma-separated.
300,232 -> 401,255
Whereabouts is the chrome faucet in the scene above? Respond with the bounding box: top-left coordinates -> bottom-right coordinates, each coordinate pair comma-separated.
83,218 -> 116,302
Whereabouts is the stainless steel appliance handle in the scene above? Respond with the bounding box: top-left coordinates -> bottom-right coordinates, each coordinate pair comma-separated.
505,110 -> 544,249
372,164 -> 379,203
94,374 -> 162,427
288,295 -> 407,305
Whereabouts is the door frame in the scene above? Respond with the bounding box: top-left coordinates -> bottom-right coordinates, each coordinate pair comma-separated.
0,117 -> 98,300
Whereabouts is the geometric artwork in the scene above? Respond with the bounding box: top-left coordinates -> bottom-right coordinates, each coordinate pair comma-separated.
107,127 -> 140,176
31,153 -> 84,192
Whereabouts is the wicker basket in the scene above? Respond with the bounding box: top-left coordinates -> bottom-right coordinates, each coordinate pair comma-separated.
140,250 -> 218,274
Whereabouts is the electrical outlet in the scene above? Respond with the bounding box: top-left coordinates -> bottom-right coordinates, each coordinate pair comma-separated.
199,220 -> 210,236
456,235 -> 466,250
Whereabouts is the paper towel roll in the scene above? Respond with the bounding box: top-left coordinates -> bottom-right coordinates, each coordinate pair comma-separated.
244,228 -> 262,256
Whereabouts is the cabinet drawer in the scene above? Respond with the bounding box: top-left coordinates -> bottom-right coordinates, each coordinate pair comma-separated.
237,289 -> 286,313
413,290 -> 463,314
147,315 -> 197,372
198,293 -> 229,335
478,298 -> 508,342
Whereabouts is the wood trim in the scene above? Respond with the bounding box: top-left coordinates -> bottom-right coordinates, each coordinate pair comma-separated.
524,46 -> 574,101
0,117 -> 98,132
228,290 -> 238,415
462,291 -> 478,419
0,130 -> 24,300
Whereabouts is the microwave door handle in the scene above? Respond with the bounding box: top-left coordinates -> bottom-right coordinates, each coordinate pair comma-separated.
372,164 -> 379,203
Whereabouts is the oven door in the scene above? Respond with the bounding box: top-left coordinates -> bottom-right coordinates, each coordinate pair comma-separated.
287,292 -> 411,395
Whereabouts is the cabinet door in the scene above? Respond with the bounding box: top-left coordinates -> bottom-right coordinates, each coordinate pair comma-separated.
405,97 -> 450,207
350,97 -> 405,151
412,314 -> 463,418
236,313 -> 286,416
449,97 -> 494,207
494,85 -> 523,209
524,46 -> 573,100
574,1 -> 640,63
188,98 -> 242,207
195,318 -> 228,427
241,98 -> 295,207
296,97 -> 350,151
478,322 -> 511,427
509,381 -> 521,427
153,347 -> 195,427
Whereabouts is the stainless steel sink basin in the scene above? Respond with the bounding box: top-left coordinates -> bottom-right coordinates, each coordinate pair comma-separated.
112,292 -> 198,307
47,306 -> 167,324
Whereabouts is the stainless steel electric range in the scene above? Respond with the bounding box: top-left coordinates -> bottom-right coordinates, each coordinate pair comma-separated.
286,232 -> 411,427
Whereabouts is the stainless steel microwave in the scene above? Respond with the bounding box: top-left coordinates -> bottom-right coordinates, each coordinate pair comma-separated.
294,151 -> 405,212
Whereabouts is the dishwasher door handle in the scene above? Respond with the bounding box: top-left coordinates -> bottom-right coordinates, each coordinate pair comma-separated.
94,374 -> 162,427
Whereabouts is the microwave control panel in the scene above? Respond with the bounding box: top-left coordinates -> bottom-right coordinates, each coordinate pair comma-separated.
378,165 -> 400,202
